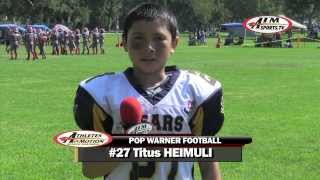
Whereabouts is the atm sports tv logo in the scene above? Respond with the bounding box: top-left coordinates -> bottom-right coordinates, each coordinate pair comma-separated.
243,16 -> 292,33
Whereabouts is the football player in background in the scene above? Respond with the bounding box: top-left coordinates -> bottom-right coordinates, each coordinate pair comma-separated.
63,31 -> 69,55
25,26 -> 37,60
82,27 -> 90,55
91,27 -> 99,55
5,29 -> 11,54
8,27 -> 21,60
74,29 -> 81,55
74,3 -> 223,180
33,29 -> 39,59
51,29 -> 60,55
99,28 -> 105,54
58,29 -> 65,55
38,29 -> 48,59
68,31 -> 76,55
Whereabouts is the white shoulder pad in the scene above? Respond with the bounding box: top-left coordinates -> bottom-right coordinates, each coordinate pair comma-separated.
181,70 -> 222,106
79,72 -> 121,114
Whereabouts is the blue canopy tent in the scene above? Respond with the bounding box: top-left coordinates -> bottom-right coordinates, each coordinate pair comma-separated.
31,24 -> 51,32
20,24 -> 51,32
0,24 -> 26,32
220,23 -> 256,37
221,23 -> 243,28
220,22 -> 257,46
0,24 -> 26,43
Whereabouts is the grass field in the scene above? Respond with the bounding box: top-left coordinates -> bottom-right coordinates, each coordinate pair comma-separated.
1,34 -> 320,180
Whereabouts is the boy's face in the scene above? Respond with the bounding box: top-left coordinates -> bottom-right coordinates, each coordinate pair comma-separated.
124,20 -> 179,75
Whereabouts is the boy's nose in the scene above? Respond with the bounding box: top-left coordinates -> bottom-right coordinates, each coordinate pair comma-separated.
147,42 -> 155,52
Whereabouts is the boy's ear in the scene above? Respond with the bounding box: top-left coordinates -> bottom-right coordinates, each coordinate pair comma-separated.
171,36 -> 180,53
123,39 -> 128,52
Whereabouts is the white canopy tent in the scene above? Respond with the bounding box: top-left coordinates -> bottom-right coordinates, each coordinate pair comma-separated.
52,24 -> 72,32
278,15 -> 307,30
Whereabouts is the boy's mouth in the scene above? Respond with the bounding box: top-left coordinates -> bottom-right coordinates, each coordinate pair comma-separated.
141,58 -> 156,62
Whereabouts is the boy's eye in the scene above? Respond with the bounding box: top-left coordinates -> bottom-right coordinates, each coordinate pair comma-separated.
154,36 -> 166,41
133,36 -> 144,40
130,39 -> 144,49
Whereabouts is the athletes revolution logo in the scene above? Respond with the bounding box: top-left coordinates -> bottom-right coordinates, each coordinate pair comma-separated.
54,130 -> 112,147
243,16 -> 292,33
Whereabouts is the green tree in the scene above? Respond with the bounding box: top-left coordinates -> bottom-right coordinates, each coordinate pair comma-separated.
223,0 -> 258,21
283,0 -> 320,27
256,0 -> 283,15
191,0 -> 215,27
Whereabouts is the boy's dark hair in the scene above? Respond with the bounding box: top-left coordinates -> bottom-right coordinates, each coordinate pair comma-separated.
122,3 -> 179,41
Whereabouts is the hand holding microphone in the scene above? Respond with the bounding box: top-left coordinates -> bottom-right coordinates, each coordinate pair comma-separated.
83,96 -> 152,178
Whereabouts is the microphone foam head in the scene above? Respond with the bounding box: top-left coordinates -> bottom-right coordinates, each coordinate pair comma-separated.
120,97 -> 143,127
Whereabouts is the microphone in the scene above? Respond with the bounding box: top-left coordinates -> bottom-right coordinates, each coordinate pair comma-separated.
120,97 -> 152,179
120,97 -> 152,134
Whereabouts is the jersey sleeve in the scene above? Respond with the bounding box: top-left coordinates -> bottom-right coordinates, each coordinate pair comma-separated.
73,86 -> 113,133
189,80 -> 224,136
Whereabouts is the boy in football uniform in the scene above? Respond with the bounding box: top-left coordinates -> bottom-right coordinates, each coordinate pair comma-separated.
33,29 -> 39,59
91,27 -> 99,54
38,30 -> 47,59
99,28 -> 105,54
51,29 -> 60,55
68,31 -> 76,55
25,26 -> 36,60
5,29 -> 11,54
63,31 -> 69,55
75,29 -> 81,55
8,27 -> 21,60
74,3 -> 223,180
82,27 -> 90,55
58,29 -> 65,55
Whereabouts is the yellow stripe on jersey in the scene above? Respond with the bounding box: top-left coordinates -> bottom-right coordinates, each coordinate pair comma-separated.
74,148 -> 79,162
92,103 -> 107,132
74,86 -> 114,133
186,70 -> 217,86
192,107 -> 204,136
